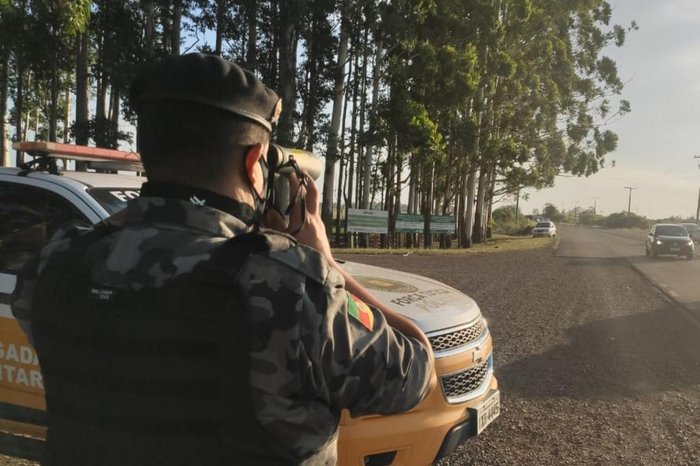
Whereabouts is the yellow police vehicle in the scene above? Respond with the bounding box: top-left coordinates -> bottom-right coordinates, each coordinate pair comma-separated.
0,142 -> 499,465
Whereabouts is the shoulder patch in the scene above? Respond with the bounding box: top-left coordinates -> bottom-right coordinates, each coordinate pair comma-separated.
346,293 -> 375,331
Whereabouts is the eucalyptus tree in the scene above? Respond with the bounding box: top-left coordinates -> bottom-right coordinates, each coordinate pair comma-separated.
0,0 -> 20,165
91,0 -> 144,148
463,0 -> 633,242
28,0 -> 90,142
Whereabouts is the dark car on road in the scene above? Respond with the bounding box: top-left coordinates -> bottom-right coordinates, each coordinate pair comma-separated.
679,223 -> 700,244
646,224 -> 694,259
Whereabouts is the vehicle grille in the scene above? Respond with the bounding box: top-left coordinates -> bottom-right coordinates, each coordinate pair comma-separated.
428,319 -> 486,353
440,356 -> 491,403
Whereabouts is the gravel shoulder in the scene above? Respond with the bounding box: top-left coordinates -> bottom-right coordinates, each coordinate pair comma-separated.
4,245 -> 698,465
337,246 -> 700,465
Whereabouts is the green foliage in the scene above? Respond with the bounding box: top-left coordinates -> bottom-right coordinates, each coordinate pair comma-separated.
542,203 -> 565,222
603,212 -> 650,229
492,205 -> 534,236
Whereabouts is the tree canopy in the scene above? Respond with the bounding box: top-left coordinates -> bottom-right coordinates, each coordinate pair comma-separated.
0,0 -> 635,248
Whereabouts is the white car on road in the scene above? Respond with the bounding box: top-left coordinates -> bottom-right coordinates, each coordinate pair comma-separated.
532,221 -> 557,238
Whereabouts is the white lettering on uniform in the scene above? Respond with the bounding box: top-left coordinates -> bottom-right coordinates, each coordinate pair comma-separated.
3,364 -> 16,380
31,369 -> 44,389
0,343 -> 39,366
20,346 -> 34,365
5,344 -> 18,362
0,364 -> 44,389
15,368 -> 28,385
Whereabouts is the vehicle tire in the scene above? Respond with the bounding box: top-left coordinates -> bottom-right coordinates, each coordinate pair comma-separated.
651,249 -> 658,258
645,247 -> 650,257
687,254 -> 694,260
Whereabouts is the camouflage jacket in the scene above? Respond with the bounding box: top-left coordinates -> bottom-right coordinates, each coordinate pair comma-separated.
12,196 -> 433,464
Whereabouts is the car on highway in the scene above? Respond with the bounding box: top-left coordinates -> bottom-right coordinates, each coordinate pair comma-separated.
532,221 -> 557,238
0,142 -> 499,465
645,223 -> 694,259
679,223 -> 700,244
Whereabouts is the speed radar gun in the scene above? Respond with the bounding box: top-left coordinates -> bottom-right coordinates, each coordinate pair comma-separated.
265,144 -> 323,228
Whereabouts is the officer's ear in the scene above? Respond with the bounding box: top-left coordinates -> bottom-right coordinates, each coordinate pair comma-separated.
244,143 -> 266,193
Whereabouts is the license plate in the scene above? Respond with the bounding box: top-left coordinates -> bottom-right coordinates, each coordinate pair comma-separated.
474,390 -> 500,434
670,247 -> 680,252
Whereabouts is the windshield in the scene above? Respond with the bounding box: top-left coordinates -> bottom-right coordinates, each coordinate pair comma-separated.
654,225 -> 688,237
682,224 -> 700,232
87,188 -> 140,215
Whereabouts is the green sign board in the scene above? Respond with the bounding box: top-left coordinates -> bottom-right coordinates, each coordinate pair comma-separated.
395,213 -> 455,233
347,208 -> 388,233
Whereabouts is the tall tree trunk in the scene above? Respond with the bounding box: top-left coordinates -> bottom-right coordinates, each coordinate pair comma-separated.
75,32 -> 89,168
49,55 -> 58,142
277,0 -> 301,146
347,50 -> 358,207
109,88 -> 120,149
143,0 -> 155,58
0,50 -> 8,167
171,0 -> 182,54
361,40 -> 381,210
473,163 -> 488,243
245,0 -> 257,70
486,166 -> 497,239
422,161 -> 434,248
95,69 -> 109,148
15,54 -> 24,164
215,0 -> 225,55
355,31 -> 368,208
75,33 -> 89,141
63,85 -> 70,143
463,166 -> 478,246
322,0 -> 350,236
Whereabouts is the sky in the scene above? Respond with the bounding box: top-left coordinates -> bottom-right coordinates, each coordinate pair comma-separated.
519,0 -> 700,220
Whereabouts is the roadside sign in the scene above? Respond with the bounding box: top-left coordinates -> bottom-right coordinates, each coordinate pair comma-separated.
396,213 -> 424,233
431,215 -> 456,232
396,214 -> 455,233
347,209 -> 388,234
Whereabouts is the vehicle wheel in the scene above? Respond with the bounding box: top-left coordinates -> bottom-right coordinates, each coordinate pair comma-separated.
651,249 -> 658,258
645,247 -> 650,257
687,254 -> 694,260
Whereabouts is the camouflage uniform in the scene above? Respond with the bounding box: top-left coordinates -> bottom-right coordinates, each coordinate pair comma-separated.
12,196 -> 433,465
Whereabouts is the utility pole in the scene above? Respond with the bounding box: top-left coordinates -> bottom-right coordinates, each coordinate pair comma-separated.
694,155 -> 700,222
592,196 -> 601,216
624,186 -> 636,214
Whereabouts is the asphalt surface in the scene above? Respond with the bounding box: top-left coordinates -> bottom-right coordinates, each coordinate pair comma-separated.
3,227 -> 699,465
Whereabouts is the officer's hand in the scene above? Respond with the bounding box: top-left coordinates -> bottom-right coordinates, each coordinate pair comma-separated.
286,172 -> 334,264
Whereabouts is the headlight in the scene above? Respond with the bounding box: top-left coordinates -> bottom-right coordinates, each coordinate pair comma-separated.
688,240 -> 694,246
655,240 -> 662,245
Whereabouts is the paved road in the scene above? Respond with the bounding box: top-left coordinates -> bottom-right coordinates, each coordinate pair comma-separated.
557,224 -> 700,324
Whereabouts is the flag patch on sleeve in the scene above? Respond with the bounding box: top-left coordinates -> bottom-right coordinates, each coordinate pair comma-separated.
346,293 -> 375,331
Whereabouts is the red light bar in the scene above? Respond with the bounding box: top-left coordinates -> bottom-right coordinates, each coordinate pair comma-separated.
12,141 -> 141,163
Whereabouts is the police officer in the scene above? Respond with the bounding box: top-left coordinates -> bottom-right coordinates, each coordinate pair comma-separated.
12,53 -> 433,466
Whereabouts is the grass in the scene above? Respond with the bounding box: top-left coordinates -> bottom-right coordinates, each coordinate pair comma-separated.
332,235 -> 555,256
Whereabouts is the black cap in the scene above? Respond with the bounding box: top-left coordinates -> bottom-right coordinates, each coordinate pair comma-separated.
129,53 -> 282,132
